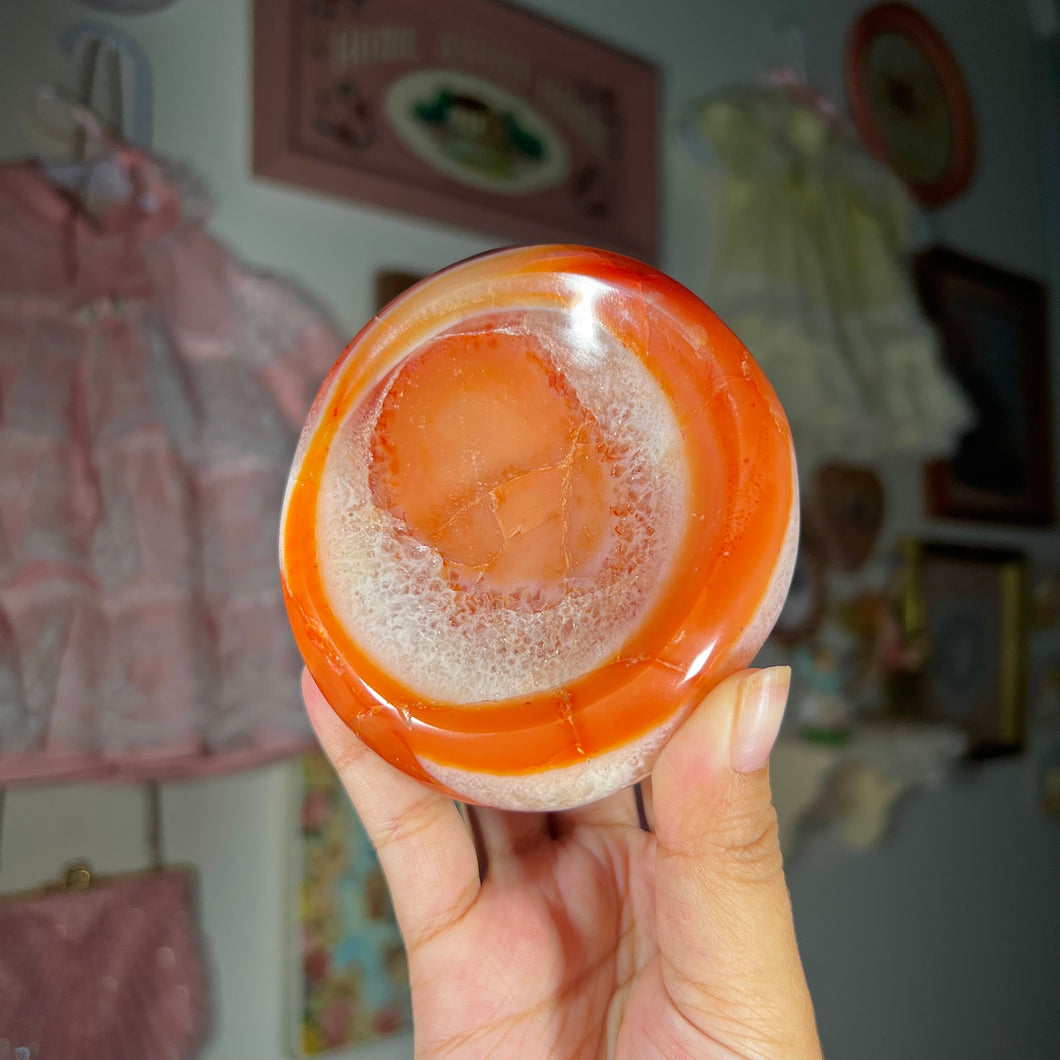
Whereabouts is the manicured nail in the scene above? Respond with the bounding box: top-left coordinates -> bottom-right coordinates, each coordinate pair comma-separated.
731,666 -> 790,774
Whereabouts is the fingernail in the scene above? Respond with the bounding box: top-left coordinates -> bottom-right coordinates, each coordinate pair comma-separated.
731,666 -> 790,774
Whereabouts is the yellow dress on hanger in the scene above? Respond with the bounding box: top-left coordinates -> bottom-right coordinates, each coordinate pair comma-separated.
685,87 -> 971,471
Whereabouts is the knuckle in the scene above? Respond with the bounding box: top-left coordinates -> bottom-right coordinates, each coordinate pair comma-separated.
329,736 -> 372,779
709,799 -> 784,885
373,791 -> 443,853
404,876 -> 479,954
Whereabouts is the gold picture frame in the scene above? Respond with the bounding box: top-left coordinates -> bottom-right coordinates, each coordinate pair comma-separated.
900,539 -> 1028,756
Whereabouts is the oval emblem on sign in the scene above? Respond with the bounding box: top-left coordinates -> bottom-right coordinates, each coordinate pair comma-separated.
386,69 -> 570,195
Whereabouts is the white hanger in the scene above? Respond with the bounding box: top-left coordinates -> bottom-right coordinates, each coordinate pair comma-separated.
29,21 -> 157,215
60,20 -> 154,149
678,3 -> 844,166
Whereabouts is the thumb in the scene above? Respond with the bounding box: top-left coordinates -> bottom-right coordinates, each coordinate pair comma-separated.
651,666 -> 821,1059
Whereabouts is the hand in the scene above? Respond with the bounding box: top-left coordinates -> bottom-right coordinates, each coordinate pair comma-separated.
302,666 -> 821,1060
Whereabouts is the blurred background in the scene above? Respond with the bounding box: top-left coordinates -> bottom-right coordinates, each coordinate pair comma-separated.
0,0 -> 1058,1057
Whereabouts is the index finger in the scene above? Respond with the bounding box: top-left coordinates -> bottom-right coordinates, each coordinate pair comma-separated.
301,671 -> 481,952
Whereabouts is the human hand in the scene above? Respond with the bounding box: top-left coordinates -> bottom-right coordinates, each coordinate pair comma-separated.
302,666 -> 821,1060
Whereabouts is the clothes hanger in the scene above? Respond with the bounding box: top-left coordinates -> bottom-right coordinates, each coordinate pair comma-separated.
60,21 -> 154,149
678,3 -> 847,167
33,85 -> 117,165
30,22 -> 170,227
31,87 -> 146,227
30,20 -> 153,180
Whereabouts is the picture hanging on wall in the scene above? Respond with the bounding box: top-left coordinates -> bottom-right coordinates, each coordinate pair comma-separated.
900,540 -> 1029,757
287,752 -> 413,1057
254,0 -> 658,260
845,2 -> 976,208
914,246 -> 1055,526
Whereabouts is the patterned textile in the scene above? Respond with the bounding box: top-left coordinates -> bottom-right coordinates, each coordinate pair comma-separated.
0,152 -> 340,783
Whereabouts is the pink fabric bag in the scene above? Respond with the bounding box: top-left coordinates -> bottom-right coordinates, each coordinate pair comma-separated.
0,862 -> 211,1060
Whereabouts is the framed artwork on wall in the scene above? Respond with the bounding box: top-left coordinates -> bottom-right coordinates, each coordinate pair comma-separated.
845,2 -> 976,208
915,246 -> 1055,526
901,540 -> 1029,757
254,0 -> 658,260
287,752 -> 413,1057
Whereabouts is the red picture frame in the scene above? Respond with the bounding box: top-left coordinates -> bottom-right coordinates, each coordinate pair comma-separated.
253,0 -> 658,260
845,2 -> 976,208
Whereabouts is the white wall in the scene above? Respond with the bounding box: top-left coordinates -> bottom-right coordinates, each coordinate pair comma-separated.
0,1 -> 1057,1058
775,6 -> 1060,1058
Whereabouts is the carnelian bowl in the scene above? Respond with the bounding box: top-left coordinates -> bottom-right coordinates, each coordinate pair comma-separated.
280,246 -> 798,810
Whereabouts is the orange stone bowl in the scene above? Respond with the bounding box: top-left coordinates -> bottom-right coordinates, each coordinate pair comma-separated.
280,245 -> 798,810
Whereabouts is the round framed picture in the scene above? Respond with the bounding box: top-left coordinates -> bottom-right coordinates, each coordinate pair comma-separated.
845,2 -> 976,208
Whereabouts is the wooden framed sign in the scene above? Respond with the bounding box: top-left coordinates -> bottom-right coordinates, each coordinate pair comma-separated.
254,0 -> 658,260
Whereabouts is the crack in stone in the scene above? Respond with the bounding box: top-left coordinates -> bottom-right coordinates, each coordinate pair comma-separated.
557,687 -> 586,758
426,427 -> 588,576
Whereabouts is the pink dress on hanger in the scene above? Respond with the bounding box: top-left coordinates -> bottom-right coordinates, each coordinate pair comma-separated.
0,151 -> 340,783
